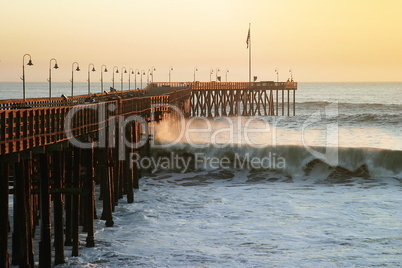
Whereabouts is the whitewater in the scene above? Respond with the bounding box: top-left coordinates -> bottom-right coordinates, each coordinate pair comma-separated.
2,82 -> 401,267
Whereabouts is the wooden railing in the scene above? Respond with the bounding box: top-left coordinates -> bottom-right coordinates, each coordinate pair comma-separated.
151,82 -> 191,88
190,81 -> 297,90
0,86 -> 151,110
0,87 -> 191,155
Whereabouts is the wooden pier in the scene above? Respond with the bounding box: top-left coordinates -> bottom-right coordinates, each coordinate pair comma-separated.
190,81 -> 297,117
0,80 -> 296,267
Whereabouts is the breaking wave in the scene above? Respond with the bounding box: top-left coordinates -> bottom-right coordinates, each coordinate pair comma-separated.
149,143 -> 402,180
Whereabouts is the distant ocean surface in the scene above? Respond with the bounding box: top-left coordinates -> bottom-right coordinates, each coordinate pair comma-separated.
0,81 -> 146,100
4,82 -> 402,267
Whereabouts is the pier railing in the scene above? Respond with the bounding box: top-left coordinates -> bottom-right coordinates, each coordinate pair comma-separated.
0,88 -> 191,155
0,86 -> 151,110
190,81 -> 297,90
151,82 -> 191,88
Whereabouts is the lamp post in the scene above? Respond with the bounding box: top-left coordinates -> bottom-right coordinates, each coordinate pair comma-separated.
193,67 -> 198,82
225,69 -> 229,82
216,68 -> 220,82
129,68 -> 134,90
22,54 -> 34,102
209,68 -> 214,82
71,62 -> 80,98
135,69 -> 140,89
101,65 -> 108,93
169,66 -> 173,83
48,58 -> 59,100
140,70 -> 145,89
151,66 -> 156,82
121,67 -> 127,92
289,68 -> 293,82
275,68 -> 279,82
147,69 -> 151,84
112,66 -> 119,90
87,63 -> 96,95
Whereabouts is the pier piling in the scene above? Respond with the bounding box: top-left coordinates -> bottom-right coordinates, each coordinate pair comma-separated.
0,159 -> 10,268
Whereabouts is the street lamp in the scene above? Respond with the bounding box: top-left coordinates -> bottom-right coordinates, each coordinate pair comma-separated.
147,69 -> 151,84
48,58 -> 59,100
289,68 -> 293,82
140,70 -> 145,88
71,62 -> 80,98
216,68 -> 220,81
225,69 -> 229,82
128,68 -> 134,90
151,66 -> 156,82
275,68 -> 279,82
169,66 -> 173,83
101,65 -> 108,93
193,67 -> 198,82
112,66 -> 119,90
22,54 -> 34,102
209,68 -> 214,82
87,63 -> 96,95
121,67 -> 127,92
135,69 -> 140,89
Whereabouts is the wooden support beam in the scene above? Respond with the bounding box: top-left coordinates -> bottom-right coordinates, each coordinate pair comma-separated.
52,150 -> 65,265
71,148 -> 80,257
100,120 -> 114,227
133,122 -> 140,190
112,122 -> 120,208
275,90 -> 279,116
39,151 -> 52,267
0,159 -> 10,268
125,122 -> 134,204
12,154 -> 34,267
23,156 -> 34,267
100,148 -> 114,227
85,140 -> 95,248
64,149 -> 73,246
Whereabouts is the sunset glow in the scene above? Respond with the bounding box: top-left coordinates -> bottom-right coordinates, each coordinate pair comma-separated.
1,0 -> 401,82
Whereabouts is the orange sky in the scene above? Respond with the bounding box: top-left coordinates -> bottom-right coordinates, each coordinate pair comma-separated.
1,0 -> 401,82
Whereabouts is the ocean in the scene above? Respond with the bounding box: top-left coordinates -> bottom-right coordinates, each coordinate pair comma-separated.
2,82 -> 402,267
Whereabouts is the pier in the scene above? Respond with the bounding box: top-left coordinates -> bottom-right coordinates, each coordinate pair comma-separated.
0,80 -> 297,267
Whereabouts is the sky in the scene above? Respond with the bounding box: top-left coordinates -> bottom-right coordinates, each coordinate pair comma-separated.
1,0 -> 401,83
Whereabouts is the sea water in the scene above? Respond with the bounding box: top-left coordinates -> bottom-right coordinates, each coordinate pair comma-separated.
3,82 -> 402,267
0,81 -> 146,100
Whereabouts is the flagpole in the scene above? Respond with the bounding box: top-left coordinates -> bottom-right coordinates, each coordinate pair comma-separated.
248,23 -> 251,83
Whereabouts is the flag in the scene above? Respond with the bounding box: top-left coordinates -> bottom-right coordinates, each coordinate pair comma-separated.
246,28 -> 250,48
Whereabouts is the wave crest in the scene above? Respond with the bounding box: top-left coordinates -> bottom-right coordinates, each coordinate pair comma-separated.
148,143 -> 402,179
